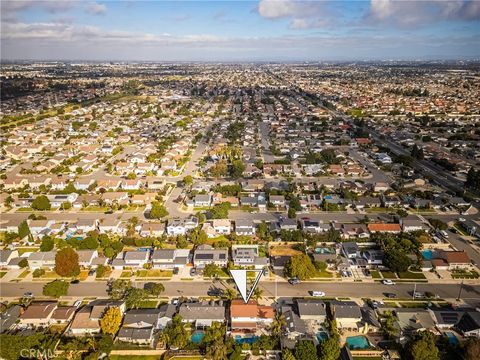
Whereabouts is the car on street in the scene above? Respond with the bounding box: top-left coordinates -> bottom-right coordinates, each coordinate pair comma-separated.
207,288 -> 223,296
382,279 -> 395,285
311,291 -> 326,297
384,293 -> 397,299
288,278 -> 301,285
70,279 -> 80,284
23,292 -> 34,298
190,268 -> 196,276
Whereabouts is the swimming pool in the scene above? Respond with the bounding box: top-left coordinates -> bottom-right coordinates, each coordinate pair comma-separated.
316,331 -> 329,342
445,332 -> 459,346
191,331 -> 205,344
235,335 -> 258,344
422,249 -> 434,260
346,336 -> 370,350
315,247 -> 335,254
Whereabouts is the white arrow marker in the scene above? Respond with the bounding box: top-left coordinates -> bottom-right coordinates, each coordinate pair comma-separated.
230,269 -> 263,303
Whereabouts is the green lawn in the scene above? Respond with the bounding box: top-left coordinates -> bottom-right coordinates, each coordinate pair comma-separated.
380,271 -> 397,279
17,247 -> 38,255
120,271 -> 133,278
18,270 -> 30,278
135,269 -> 173,278
370,270 -> 382,279
452,270 -> 479,279
80,206 -> 110,212
137,300 -> 159,308
397,271 -> 426,280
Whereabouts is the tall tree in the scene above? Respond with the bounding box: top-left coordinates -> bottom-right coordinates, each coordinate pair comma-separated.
100,307 -> 122,335
55,247 -> 80,277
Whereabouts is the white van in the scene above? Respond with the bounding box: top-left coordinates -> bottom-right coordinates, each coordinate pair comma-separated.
311,291 -> 326,297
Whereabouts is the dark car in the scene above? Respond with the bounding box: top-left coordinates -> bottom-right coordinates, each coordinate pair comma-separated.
207,288 -> 223,297
384,293 -> 397,299
173,268 -> 179,275
288,278 -> 301,285
70,279 -> 80,284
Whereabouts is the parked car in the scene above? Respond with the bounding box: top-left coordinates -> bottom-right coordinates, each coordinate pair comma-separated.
384,293 -> 397,299
413,291 -> 425,299
173,268 -> 179,275
190,268 -> 196,276
288,278 -> 301,285
207,288 -> 223,296
311,291 -> 326,297
382,279 -> 395,285
70,279 -> 80,284
23,292 -> 34,298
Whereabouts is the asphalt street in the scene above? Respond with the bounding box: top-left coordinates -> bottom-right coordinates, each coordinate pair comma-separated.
3,281 -> 480,304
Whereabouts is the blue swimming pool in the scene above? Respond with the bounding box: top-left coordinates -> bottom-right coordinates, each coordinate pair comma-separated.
422,249 -> 434,260
316,331 -> 329,342
346,336 -> 370,350
315,247 -> 335,254
235,335 -> 258,344
191,331 -> 205,344
446,332 -> 459,346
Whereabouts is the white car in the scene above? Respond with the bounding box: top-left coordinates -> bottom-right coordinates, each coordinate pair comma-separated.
382,279 -> 395,285
311,291 -> 326,297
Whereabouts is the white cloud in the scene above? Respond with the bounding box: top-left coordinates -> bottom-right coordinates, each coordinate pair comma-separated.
86,1 -> 107,15
367,0 -> 480,26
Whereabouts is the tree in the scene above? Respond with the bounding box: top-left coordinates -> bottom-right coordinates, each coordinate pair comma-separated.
282,349 -> 296,360
126,287 -> 148,309
224,288 -> 237,301
406,331 -> 439,360
252,287 -> 264,302
96,264 -> 108,278
284,254 -> 317,280
32,268 -> 46,278
18,220 -> 30,239
31,195 -> 51,210
294,340 -> 317,360
163,314 -> 189,349
100,307 -> 122,335
144,282 -> 165,296
464,339 -> 480,360
109,279 -> 131,300
40,236 -> 55,251
43,280 -> 69,297
191,228 -> 208,245
211,202 -> 231,219
127,172 -> 136,180
381,311 -> 399,339
97,335 -> 114,355
411,144 -> 424,160
210,160 -> 228,178
231,160 -> 246,178
55,247 -> 80,277
271,313 -> 286,337
288,207 -> 296,219
149,201 -> 168,219
204,263 -> 220,278
383,248 -> 412,273
183,175 -> 193,187
318,336 -> 341,360
397,209 -> 408,218
429,219 -> 448,231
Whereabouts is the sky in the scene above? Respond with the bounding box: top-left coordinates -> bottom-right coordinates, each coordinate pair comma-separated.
1,0 -> 480,61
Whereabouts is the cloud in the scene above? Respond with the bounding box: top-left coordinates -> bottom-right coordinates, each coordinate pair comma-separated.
366,0 -> 480,27
258,0 -> 323,19
86,1 -> 107,15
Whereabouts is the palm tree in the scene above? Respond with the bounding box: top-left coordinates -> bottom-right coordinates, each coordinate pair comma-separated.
271,313 -> 286,337
224,288 -> 237,301
252,287 -> 264,303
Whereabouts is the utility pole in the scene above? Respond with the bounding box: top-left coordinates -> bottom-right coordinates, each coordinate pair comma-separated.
412,283 -> 416,300
457,280 -> 464,302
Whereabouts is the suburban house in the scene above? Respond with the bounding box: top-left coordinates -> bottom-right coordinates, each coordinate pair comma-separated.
232,245 -> 269,269
401,218 -> 428,232
167,218 -> 187,236
139,222 -> 165,237
212,219 -> 231,235
230,300 -> 274,333
0,249 -> 19,267
367,223 -> 401,234
18,302 -> 57,328
456,311 -> 480,338
151,249 -> 190,269
297,299 -> 327,325
69,300 -> 126,336
300,219 -> 331,233
431,250 -> 472,270
178,301 -> 226,328
194,194 -> 211,207
281,303 -> 308,341
331,301 -> 363,331
235,219 -> 256,236
27,251 -> 56,269
77,250 -> 99,267
193,244 -> 228,269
